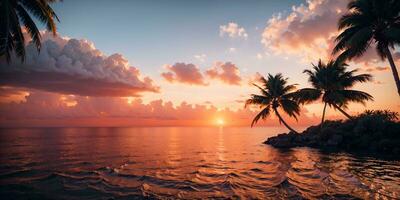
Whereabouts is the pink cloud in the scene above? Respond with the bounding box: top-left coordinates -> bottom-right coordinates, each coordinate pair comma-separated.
0,90 -> 320,127
247,72 -> 263,86
374,81 -> 385,85
161,63 -> 207,86
353,60 -> 392,73
206,62 -> 242,85
261,0 -> 382,63
365,66 -> 389,72
0,32 -> 159,97
160,72 -> 175,82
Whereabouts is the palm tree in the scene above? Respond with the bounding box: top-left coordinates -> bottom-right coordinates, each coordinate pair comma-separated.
0,0 -> 59,62
245,73 -> 301,133
333,0 -> 400,95
297,59 -> 373,124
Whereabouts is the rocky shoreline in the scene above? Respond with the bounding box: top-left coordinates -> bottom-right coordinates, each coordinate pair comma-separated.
264,111 -> 400,157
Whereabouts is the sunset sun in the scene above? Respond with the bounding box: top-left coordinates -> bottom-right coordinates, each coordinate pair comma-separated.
216,118 -> 225,126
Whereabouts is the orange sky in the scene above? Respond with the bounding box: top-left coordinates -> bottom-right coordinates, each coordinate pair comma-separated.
0,0 -> 399,128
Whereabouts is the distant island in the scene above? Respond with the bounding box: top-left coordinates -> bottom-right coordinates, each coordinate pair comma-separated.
265,110 -> 400,158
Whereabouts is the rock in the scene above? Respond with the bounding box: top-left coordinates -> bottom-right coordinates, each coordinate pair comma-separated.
263,110 -> 400,159
265,133 -> 294,148
265,132 -> 305,148
327,134 -> 343,146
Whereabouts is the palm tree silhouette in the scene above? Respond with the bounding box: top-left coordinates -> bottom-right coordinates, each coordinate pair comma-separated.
333,0 -> 400,95
298,59 -> 373,124
245,73 -> 301,133
0,0 -> 59,62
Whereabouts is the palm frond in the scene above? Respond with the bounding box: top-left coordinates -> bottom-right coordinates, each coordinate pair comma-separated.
279,99 -> 300,121
338,89 -> 374,105
376,41 -> 390,60
20,0 -> 58,34
338,13 -> 369,30
281,83 -> 297,94
16,4 -> 41,50
245,94 -> 271,108
0,0 -> 59,62
382,27 -> 400,44
251,105 -> 271,127
344,27 -> 374,59
333,26 -> 363,54
0,0 -> 12,59
9,5 -> 25,61
341,72 -> 372,87
289,88 -> 322,104
252,83 -> 271,99
348,0 -> 373,15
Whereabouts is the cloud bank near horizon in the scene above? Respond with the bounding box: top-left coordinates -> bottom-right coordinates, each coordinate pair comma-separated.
0,88 -> 320,127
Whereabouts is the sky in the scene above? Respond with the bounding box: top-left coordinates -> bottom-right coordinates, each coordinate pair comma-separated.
0,0 -> 399,127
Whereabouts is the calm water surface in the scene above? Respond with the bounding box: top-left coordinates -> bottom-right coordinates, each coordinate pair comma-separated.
0,127 -> 399,199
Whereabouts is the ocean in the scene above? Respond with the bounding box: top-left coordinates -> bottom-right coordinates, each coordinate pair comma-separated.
0,127 -> 399,199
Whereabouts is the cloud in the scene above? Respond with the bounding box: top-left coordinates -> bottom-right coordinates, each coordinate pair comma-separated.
394,52 -> 400,60
228,47 -> 237,53
261,0 -> 380,62
161,62 -> 245,86
235,99 -> 245,104
261,0 -> 399,65
0,32 -> 159,97
161,63 -> 207,85
355,60 -> 391,73
194,54 -> 207,62
365,66 -> 389,72
0,89 -> 320,127
220,22 -> 248,39
0,87 -> 29,103
206,62 -> 242,85
0,86 -> 28,98
393,52 -> 400,63
248,72 -> 263,86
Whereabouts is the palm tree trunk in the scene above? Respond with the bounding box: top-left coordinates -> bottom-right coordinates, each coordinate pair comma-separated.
320,102 -> 327,129
385,47 -> 400,96
332,104 -> 353,120
273,107 -> 298,134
